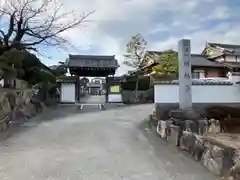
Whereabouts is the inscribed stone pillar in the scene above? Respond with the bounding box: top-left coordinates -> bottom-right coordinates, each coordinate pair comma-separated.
178,39 -> 192,109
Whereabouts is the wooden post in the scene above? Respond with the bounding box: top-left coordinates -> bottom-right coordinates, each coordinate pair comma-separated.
76,75 -> 80,103
105,76 -> 109,103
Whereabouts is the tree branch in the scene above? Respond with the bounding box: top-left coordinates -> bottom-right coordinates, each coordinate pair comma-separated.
3,12 -> 16,46
0,0 -> 94,50
0,30 -> 5,37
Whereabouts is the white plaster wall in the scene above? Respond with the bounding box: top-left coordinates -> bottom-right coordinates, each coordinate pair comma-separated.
60,83 -> 76,103
154,84 -> 240,103
108,94 -> 122,103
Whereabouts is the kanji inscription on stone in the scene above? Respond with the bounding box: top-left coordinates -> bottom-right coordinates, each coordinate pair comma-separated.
178,39 -> 192,109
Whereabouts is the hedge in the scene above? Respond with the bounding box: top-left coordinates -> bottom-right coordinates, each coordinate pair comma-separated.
121,76 -> 150,91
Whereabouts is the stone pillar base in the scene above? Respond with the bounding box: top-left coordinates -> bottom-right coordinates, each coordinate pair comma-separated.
167,125 -> 180,146
157,120 -> 172,139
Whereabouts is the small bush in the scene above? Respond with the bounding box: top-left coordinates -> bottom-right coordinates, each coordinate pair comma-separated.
122,76 -> 150,91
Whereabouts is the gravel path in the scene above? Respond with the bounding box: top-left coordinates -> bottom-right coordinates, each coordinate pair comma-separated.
0,104 -> 218,180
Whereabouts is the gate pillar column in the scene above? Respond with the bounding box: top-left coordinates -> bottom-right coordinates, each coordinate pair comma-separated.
76,75 -> 80,103
105,76 -> 109,103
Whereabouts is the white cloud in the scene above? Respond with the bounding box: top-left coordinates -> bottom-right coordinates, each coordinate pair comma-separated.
149,24 -> 169,35
207,6 -> 231,20
149,23 -> 240,54
36,0 -> 240,76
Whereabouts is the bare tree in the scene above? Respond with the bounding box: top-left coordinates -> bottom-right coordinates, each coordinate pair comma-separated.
0,0 -> 93,88
0,0 -> 93,53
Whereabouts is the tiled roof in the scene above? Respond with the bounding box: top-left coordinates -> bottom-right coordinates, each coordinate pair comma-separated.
56,76 -> 76,83
145,51 -> 229,68
144,50 -> 240,69
68,55 -> 119,68
154,79 -> 233,85
208,43 -> 240,56
191,54 -> 227,67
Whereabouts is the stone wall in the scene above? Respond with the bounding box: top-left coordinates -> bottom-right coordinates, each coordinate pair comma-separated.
0,88 -> 45,132
153,112 -> 240,180
155,103 -> 240,120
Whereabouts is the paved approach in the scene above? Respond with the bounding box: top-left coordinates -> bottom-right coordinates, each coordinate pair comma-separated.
79,95 -> 105,104
0,104 -> 218,180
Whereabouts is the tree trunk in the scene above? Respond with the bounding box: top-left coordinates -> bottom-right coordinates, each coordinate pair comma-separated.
135,76 -> 139,101
3,78 -> 12,88
0,77 -> 3,87
3,64 -> 15,88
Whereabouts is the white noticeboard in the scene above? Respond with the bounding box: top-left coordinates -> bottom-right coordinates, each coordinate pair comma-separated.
108,85 -> 122,103
108,94 -> 122,103
60,83 -> 76,103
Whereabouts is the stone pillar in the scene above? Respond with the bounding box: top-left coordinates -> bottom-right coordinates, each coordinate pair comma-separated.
178,39 -> 192,109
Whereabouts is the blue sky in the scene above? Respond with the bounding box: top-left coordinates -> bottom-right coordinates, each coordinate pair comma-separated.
1,0 -> 240,75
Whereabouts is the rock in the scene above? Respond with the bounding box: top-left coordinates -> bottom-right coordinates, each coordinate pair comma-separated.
231,152 -> 240,179
202,155 -> 221,175
180,131 -> 205,161
0,94 -> 11,116
180,131 -> 197,153
157,120 -> 172,139
185,120 -> 198,133
208,119 -> 221,134
171,118 -> 185,132
0,89 -> 47,133
0,116 -> 8,132
201,143 -> 224,175
167,125 -> 180,146
193,135 -> 205,161
198,119 -> 209,135
21,103 -> 37,118
185,108 -> 203,120
171,117 -> 181,125
1,122 -> 7,131
224,162 -> 240,180
5,92 -> 16,110
211,145 -> 224,165
169,108 -> 202,120
169,109 -> 184,119
180,131 -> 194,152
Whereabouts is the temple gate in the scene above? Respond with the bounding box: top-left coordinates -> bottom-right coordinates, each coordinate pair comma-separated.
57,54 -> 123,110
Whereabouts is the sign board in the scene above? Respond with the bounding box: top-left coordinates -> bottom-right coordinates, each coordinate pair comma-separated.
110,85 -> 120,93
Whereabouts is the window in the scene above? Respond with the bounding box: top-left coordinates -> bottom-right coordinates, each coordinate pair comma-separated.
94,80 -> 101,84
192,72 -> 200,79
192,70 -> 205,79
236,56 -> 240,62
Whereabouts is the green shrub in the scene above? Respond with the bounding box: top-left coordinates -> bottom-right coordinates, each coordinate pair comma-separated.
122,76 -> 150,91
